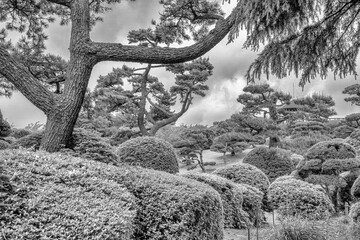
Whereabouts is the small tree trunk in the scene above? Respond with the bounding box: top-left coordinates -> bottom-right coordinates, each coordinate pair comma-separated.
198,151 -> 206,172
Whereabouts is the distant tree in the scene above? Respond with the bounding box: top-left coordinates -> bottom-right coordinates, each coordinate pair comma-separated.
237,84 -> 291,122
343,84 -> 360,106
173,126 -> 215,172
230,113 -> 274,135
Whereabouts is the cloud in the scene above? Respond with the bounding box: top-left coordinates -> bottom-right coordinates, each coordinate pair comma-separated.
177,76 -> 247,126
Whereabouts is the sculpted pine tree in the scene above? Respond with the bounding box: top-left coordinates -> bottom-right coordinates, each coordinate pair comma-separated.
0,0 -> 245,152
237,83 -> 291,122
92,57 -> 212,136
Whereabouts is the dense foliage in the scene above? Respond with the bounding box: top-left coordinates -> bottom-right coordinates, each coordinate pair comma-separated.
116,136 -> 179,174
350,202 -> 360,223
282,134 -> 331,156
181,172 -> 250,229
243,147 -> 294,182
305,141 -> 356,160
268,176 -> 334,220
1,150 -> 136,239
213,163 -> 270,194
1,149 -> 224,240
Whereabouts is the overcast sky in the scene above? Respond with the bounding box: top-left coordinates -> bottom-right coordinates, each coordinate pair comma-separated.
1,0 -> 360,128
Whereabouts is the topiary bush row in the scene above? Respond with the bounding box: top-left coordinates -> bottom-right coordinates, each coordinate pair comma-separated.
1,149 -> 223,240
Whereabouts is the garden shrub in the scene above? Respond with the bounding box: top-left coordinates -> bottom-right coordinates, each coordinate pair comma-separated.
10,128 -> 32,139
10,129 -> 118,164
290,121 -> 329,136
1,149 -> 224,240
0,139 -> 9,150
116,136 -> 179,174
305,141 -> 356,160
65,128 -> 118,164
268,177 -> 334,220
321,158 -> 360,173
9,131 -> 43,150
282,134 -> 331,156
0,119 -> 11,137
339,170 -> 360,204
1,149 -> 136,239
243,147 -> 294,182
264,216 -> 326,240
237,183 -> 265,226
350,202 -> 360,222
213,163 -> 270,194
181,172 -> 250,228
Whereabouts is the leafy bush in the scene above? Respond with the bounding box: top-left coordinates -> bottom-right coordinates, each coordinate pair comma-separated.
243,147 -> 294,182
339,170 -> 360,204
65,128 -> 118,164
237,183 -> 265,226
10,128 -> 32,139
1,149 -> 224,240
213,163 -> 270,194
265,216 -> 327,240
1,150 -> 136,239
0,139 -> 9,150
350,202 -> 360,222
0,119 -> 11,137
282,134 -> 331,155
116,136 -> 179,174
9,131 -> 43,150
305,141 -> 356,160
268,177 -> 334,220
181,172 -> 250,228
9,129 -> 118,164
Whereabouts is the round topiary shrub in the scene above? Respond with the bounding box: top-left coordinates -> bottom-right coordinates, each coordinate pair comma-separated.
305,141 -> 356,160
350,202 -> 360,223
213,163 -> 270,194
181,172 -> 250,229
268,177 -> 334,220
243,147 -> 294,182
0,139 -> 9,150
116,136 -> 179,174
1,149 -> 136,239
66,128 -> 118,164
1,149 -> 224,240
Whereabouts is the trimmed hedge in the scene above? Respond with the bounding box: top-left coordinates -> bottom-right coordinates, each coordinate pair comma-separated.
268,177 -> 334,220
350,202 -> 360,223
1,150 -> 223,240
243,147 -> 294,182
1,150 -> 135,239
213,163 -> 270,194
116,136 -> 179,174
181,172 -> 250,228
305,141 -> 356,160
9,131 -> 43,150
